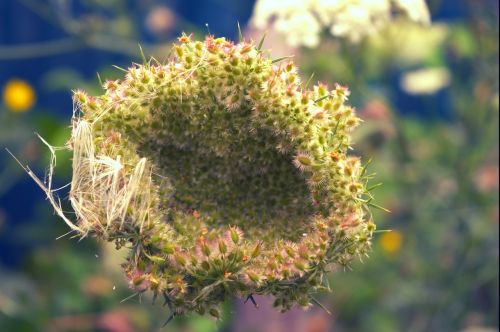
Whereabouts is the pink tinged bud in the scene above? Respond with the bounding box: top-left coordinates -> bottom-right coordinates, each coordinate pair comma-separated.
202,243 -> 211,257
298,244 -> 310,259
74,90 -> 89,104
335,83 -> 350,97
174,253 -> 187,267
247,271 -> 260,283
178,32 -> 192,43
133,275 -> 146,286
103,80 -> 118,91
218,239 -> 227,254
230,227 -> 241,244
293,152 -> 313,172
282,249 -> 293,260
251,242 -> 261,258
294,260 -> 307,271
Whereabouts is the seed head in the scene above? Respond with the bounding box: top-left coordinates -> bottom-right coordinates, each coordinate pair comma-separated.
39,34 -> 378,317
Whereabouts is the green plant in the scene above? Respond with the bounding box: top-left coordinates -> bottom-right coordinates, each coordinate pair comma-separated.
34,34 -> 376,319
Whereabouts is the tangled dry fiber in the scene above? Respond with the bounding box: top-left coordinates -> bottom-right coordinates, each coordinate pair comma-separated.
34,34 -> 377,318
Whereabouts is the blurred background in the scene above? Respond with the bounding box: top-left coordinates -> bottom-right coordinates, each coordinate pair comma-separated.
0,0 -> 498,331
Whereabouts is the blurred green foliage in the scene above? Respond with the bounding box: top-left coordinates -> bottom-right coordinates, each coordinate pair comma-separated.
300,5 -> 498,332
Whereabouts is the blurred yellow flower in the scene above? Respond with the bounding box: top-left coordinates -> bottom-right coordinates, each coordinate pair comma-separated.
2,79 -> 36,112
380,230 -> 403,254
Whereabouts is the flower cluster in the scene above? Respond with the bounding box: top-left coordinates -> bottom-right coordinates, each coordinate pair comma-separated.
61,34 -> 376,317
251,0 -> 431,46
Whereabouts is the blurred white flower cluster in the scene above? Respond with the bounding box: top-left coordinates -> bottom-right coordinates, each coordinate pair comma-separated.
400,67 -> 451,95
251,0 -> 431,47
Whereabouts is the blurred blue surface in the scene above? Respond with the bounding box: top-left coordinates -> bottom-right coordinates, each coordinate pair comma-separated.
0,0 -> 257,267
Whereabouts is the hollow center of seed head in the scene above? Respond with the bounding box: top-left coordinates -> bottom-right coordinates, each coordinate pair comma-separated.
142,104 -> 315,242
